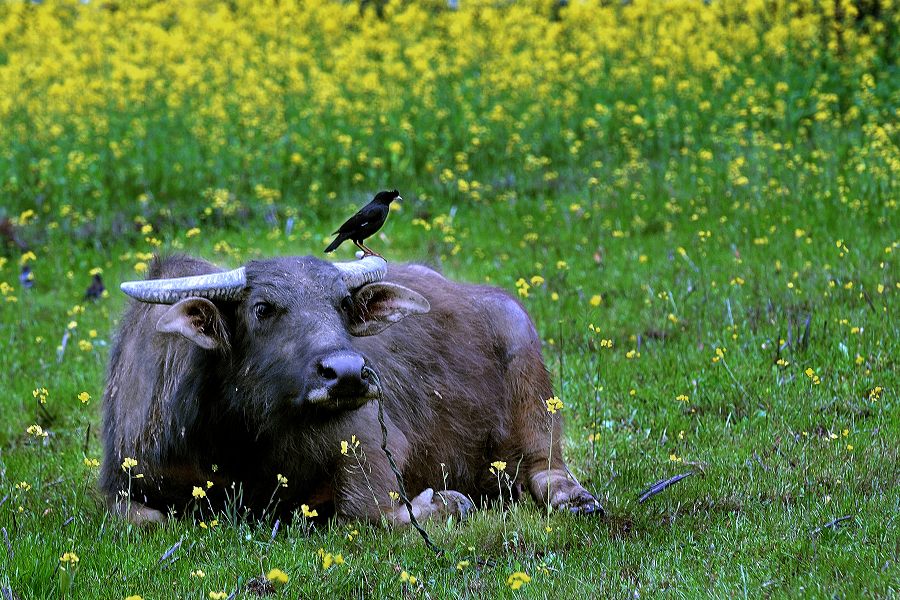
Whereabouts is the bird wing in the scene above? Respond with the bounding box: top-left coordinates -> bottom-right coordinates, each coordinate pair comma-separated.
334,204 -> 379,235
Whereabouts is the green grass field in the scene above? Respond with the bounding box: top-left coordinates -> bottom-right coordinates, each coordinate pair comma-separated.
1,1 -> 898,598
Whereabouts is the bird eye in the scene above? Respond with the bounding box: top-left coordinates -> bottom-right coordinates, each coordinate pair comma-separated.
254,302 -> 275,320
340,295 -> 354,314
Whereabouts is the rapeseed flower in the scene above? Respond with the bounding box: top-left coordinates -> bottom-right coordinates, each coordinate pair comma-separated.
266,568 -> 289,584
506,571 -> 531,590
546,396 -> 564,414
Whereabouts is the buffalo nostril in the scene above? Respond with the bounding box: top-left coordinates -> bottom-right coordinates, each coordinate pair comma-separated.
318,364 -> 338,381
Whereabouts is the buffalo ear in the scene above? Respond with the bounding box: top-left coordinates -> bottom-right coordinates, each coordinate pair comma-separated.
156,297 -> 228,350
348,282 -> 430,337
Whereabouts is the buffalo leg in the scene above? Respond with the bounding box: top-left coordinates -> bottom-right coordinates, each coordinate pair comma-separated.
486,293 -> 603,515
511,352 -> 603,514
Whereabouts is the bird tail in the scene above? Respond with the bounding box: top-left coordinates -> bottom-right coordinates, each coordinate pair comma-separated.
324,234 -> 346,253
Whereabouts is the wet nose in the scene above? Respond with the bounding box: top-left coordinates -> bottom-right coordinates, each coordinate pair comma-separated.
316,353 -> 367,396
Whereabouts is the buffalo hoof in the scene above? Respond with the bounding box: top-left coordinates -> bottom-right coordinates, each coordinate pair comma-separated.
112,500 -> 166,526
435,489 -> 475,520
393,488 -> 475,525
558,490 -> 604,517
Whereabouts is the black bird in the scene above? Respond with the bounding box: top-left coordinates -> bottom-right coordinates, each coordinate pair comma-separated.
84,273 -> 105,301
324,190 -> 401,258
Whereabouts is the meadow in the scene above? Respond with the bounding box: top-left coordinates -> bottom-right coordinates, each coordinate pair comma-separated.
0,0 -> 898,597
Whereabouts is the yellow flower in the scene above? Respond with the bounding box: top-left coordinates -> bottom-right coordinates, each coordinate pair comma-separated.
124,596 -> 144,600
209,592 -> 227,600
506,571 -> 532,590
490,460 -> 507,474
266,568 -> 289,584
78,391 -> 91,404
301,504 -> 318,518
456,560 -> 470,570
59,551 -> 79,564
190,569 -> 205,578
515,278 -> 530,298
83,457 -> 100,468
192,486 -> 206,499
186,227 -> 201,238
400,571 -> 417,585
712,347 -> 725,363
589,294 -> 602,306
26,424 -> 48,438
32,387 -> 49,404
276,473 -> 288,487
804,368 -> 821,385
546,396 -> 564,414
675,394 -> 689,402
121,457 -> 137,470
340,440 -> 349,455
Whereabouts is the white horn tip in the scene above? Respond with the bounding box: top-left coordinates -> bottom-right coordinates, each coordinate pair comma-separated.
120,281 -> 140,298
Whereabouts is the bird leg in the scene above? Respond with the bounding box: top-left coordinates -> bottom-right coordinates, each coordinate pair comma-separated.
353,240 -> 384,259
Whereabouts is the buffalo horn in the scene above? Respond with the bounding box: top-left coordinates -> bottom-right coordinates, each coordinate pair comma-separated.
333,255 -> 387,289
120,267 -> 247,304
120,255 -> 386,304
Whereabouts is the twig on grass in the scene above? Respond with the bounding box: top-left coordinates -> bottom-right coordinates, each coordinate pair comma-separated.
270,518 -> 280,542
638,472 -> 694,504
811,515 -> 853,536
799,313 -> 812,351
1,586 -> 22,600
156,537 -> 182,566
2,526 -> 11,560
57,329 -> 69,363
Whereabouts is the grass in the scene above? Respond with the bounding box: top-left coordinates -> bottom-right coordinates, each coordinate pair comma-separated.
0,1 -> 898,598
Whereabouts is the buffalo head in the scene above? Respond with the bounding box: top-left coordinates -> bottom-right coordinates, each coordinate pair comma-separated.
120,256 -> 429,413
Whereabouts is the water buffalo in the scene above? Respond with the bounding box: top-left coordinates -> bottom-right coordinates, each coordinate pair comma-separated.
101,254 -> 602,525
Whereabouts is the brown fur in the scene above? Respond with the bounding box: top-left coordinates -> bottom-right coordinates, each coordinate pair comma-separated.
100,255 -> 601,525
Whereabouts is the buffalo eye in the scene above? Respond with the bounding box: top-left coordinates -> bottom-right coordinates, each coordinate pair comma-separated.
340,295 -> 354,314
253,302 -> 275,321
